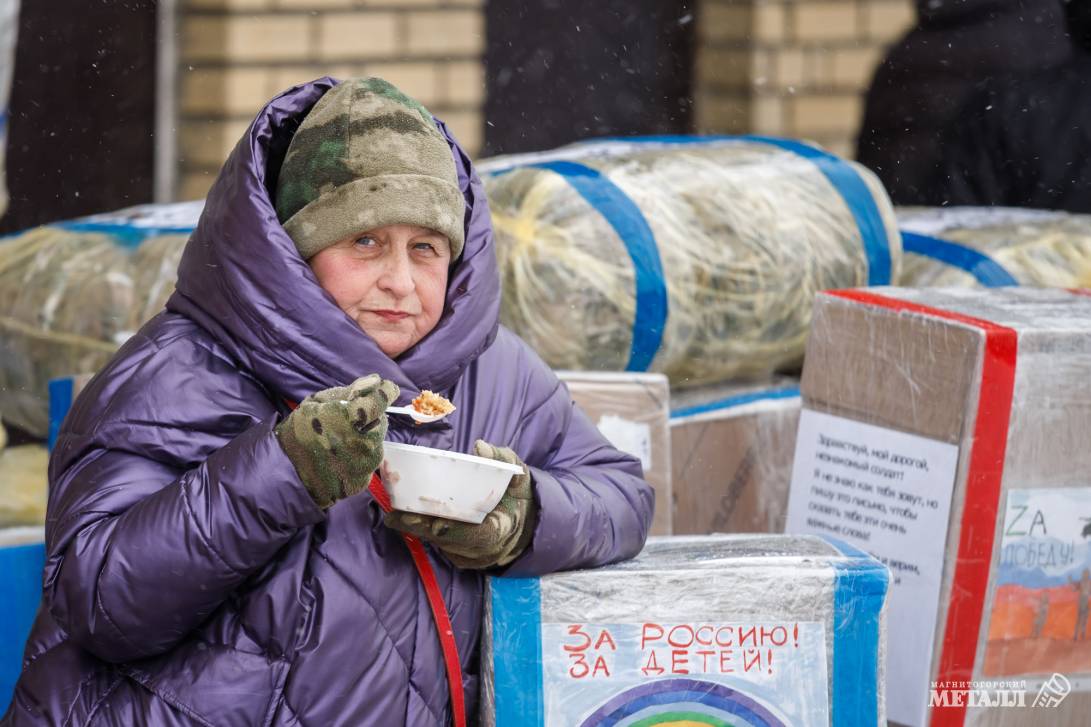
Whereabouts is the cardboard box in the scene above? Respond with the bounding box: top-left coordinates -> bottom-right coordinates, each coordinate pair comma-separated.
480,534 -> 889,727
671,381 -> 801,535
785,288 -> 1091,727
558,371 -> 672,536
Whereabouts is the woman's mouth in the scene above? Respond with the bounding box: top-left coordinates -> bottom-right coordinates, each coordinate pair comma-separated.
368,309 -> 411,322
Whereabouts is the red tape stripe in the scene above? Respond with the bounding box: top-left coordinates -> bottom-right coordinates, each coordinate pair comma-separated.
826,290 -> 1017,727
284,400 -> 466,727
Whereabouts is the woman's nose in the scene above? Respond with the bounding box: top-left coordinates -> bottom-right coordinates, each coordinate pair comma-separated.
377,249 -> 415,297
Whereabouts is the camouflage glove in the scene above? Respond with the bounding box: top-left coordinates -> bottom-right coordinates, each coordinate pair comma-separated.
385,440 -> 537,569
276,374 -> 399,509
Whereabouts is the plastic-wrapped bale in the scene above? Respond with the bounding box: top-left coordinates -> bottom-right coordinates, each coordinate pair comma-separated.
671,379 -> 801,535
481,534 -> 889,727
898,206 -> 1091,288
557,371 -> 672,536
0,202 -> 200,437
478,137 -> 901,388
785,288 -> 1091,727
0,444 -> 47,528
0,0 -> 18,217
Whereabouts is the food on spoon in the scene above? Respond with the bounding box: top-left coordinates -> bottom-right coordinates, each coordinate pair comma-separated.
411,390 -> 455,417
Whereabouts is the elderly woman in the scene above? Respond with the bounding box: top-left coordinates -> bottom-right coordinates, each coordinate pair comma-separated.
3,78 -> 653,726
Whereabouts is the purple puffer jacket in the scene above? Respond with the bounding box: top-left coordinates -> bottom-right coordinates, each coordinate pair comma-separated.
3,79 -> 653,726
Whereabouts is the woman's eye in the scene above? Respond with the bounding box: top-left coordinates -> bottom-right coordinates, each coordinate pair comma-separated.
354,236 -> 377,248
413,242 -> 438,254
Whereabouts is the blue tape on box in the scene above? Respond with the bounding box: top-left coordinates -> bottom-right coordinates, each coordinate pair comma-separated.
47,376 -> 75,453
821,536 -> 890,727
670,386 -> 801,420
0,539 -> 46,713
490,577 -> 544,727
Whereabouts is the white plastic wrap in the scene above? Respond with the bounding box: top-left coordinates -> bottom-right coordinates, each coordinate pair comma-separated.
898,206 -> 1091,288
479,138 -> 902,388
0,202 -> 200,436
557,371 -> 672,536
789,288 -> 1091,727
481,534 -> 888,727
0,0 -> 17,217
670,379 -> 801,535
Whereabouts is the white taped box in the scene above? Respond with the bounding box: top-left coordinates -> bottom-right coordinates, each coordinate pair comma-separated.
0,0 -> 18,217
897,206 -> 1091,288
481,534 -> 889,727
557,371 -> 672,536
786,288 -> 1091,727
671,380 -> 801,535
479,137 -> 901,388
0,202 -> 200,436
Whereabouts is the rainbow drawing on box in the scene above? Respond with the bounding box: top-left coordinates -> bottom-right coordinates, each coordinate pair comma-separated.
578,678 -> 788,727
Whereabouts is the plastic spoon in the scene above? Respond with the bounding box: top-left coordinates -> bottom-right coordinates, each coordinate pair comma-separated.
385,405 -> 453,425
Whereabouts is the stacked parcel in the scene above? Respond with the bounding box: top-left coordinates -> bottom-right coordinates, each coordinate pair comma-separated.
482,534 -> 889,727
786,288 -> 1091,727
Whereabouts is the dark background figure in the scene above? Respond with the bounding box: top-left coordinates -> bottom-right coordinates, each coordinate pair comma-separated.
0,0 -> 157,234
932,0 -> 1091,211
856,0 -> 1073,205
483,0 -> 695,156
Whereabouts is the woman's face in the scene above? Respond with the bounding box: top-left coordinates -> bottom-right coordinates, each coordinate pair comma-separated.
308,223 -> 451,358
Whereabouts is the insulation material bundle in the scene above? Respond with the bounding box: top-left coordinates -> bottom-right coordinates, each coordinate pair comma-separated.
0,202 -> 199,437
897,206 -> 1091,289
481,534 -> 889,727
0,445 -> 47,528
671,380 -> 801,535
0,0 -> 18,217
785,288 -> 1091,727
479,137 -> 902,388
557,371 -> 672,536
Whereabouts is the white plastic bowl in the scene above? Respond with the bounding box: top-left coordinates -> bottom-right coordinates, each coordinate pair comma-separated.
379,442 -> 524,524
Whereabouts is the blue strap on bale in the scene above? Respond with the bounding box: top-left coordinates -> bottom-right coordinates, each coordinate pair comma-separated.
901,231 -> 1019,287
56,220 -> 196,249
486,135 -> 894,372
821,536 -> 890,727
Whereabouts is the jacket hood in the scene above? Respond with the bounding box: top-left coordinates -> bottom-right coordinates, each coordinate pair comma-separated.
168,78 -> 500,406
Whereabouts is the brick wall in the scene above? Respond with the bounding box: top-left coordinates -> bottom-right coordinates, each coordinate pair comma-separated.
176,0 -> 485,201
696,0 -> 915,159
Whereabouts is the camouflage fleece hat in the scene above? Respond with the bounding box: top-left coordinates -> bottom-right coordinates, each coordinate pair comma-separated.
275,78 -> 465,261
